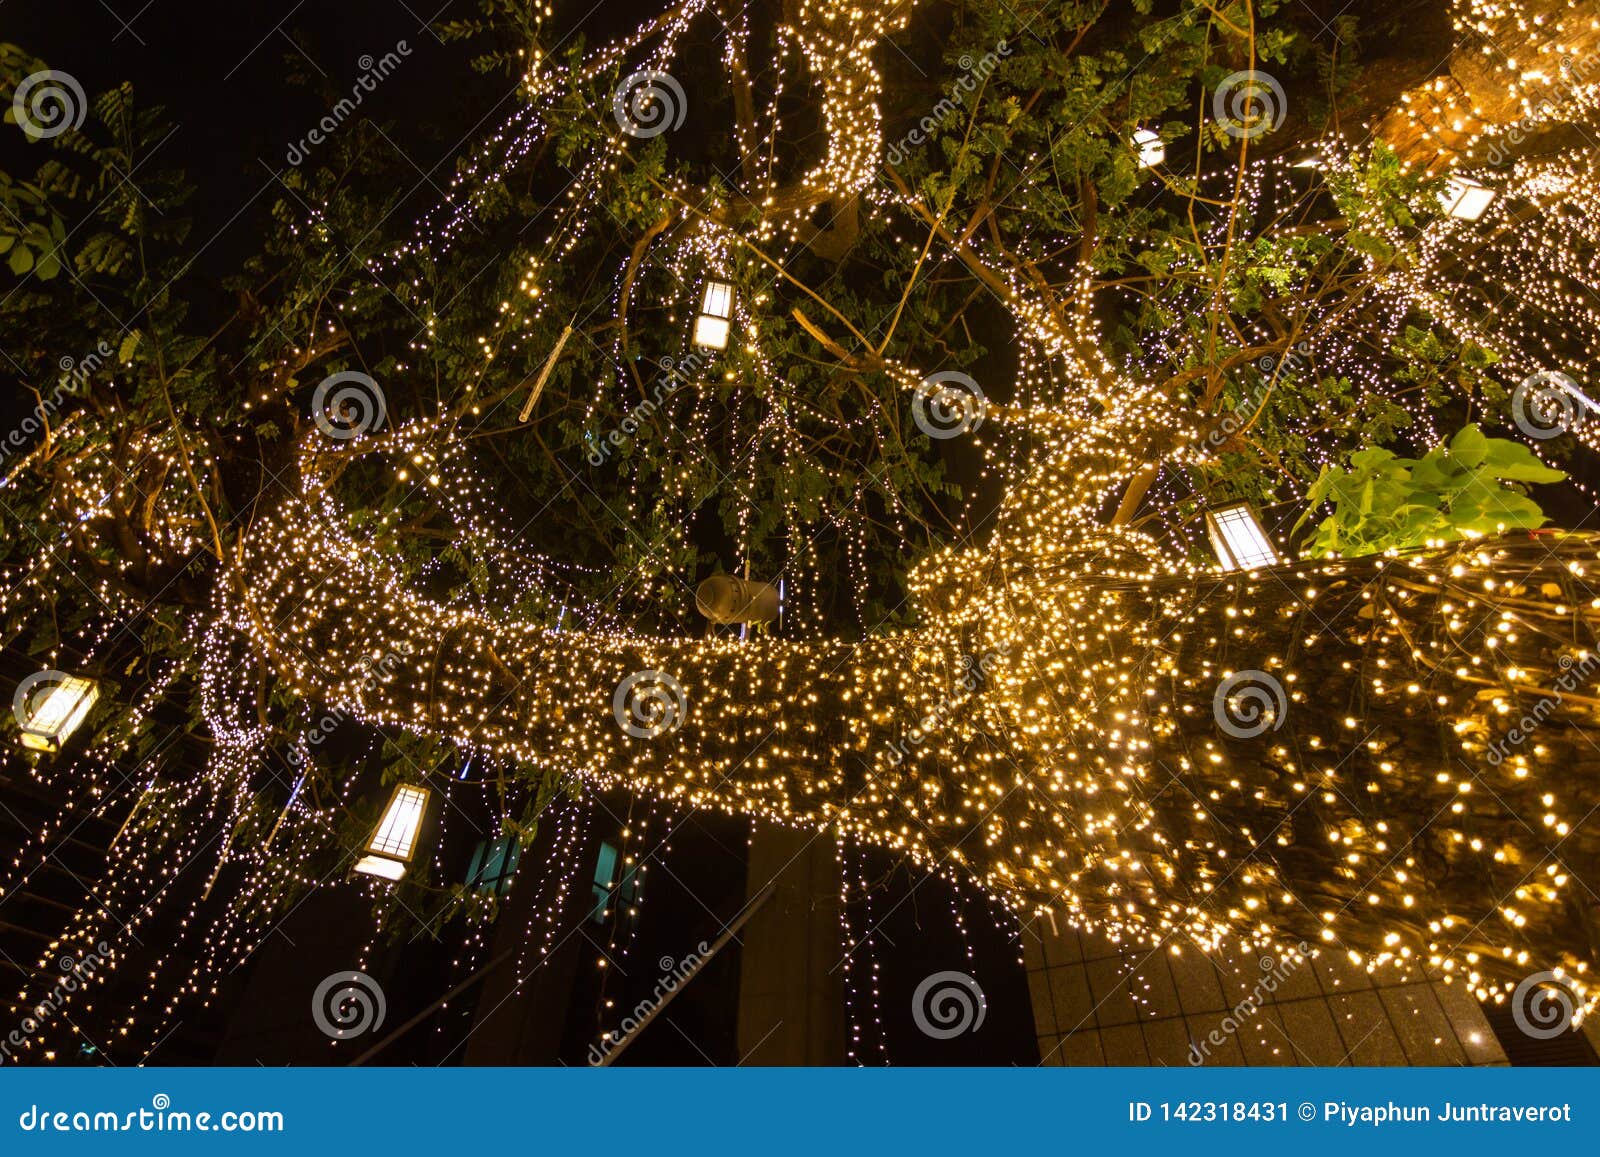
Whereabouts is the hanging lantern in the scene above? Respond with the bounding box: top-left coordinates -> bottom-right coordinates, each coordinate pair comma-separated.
353,784 -> 431,882
1440,175 -> 1497,221
695,575 -> 780,625
692,279 -> 734,350
1205,502 -> 1281,571
1133,127 -> 1164,168
17,674 -> 99,753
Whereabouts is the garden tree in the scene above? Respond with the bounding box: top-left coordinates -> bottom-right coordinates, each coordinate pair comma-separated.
2,0 -> 1599,1061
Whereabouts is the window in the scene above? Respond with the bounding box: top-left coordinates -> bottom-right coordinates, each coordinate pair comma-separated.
466,835 -> 521,897
590,840 -> 640,923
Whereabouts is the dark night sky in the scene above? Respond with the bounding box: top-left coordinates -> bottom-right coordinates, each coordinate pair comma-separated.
1,0 -> 532,281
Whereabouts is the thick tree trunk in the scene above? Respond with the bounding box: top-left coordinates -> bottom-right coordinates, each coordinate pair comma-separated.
230,443 -> 1600,1001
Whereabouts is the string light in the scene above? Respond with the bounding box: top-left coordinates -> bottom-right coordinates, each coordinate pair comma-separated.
5,0 -> 1600,1061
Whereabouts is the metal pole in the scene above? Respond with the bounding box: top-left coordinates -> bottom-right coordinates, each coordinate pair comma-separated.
598,879 -> 776,1065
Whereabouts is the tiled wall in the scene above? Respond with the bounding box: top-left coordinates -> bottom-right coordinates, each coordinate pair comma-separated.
1022,914 -> 1508,1066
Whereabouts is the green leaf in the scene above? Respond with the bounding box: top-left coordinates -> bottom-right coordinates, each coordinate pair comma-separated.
1347,446 -> 1397,471
1483,437 -> 1567,483
1447,423 -> 1489,469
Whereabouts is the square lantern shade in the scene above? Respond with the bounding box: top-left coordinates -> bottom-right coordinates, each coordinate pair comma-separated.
1205,502 -> 1282,571
19,675 -> 99,753
1441,175 -> 1497,221
1133,128 -> 1164,168
353,784 -> 430,881
692,279 -> 734,350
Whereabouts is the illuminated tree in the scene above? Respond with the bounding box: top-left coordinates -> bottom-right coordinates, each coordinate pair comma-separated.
2,0 -> 1599,1059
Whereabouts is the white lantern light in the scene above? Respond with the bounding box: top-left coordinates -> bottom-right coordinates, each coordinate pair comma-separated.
17,674 -> 99,753
1440,175 -> 1497,221
353,784 -> 431,881
1205,502 -> 1281,571
1133,128 -> 1164,168
692,279 -> 734,350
